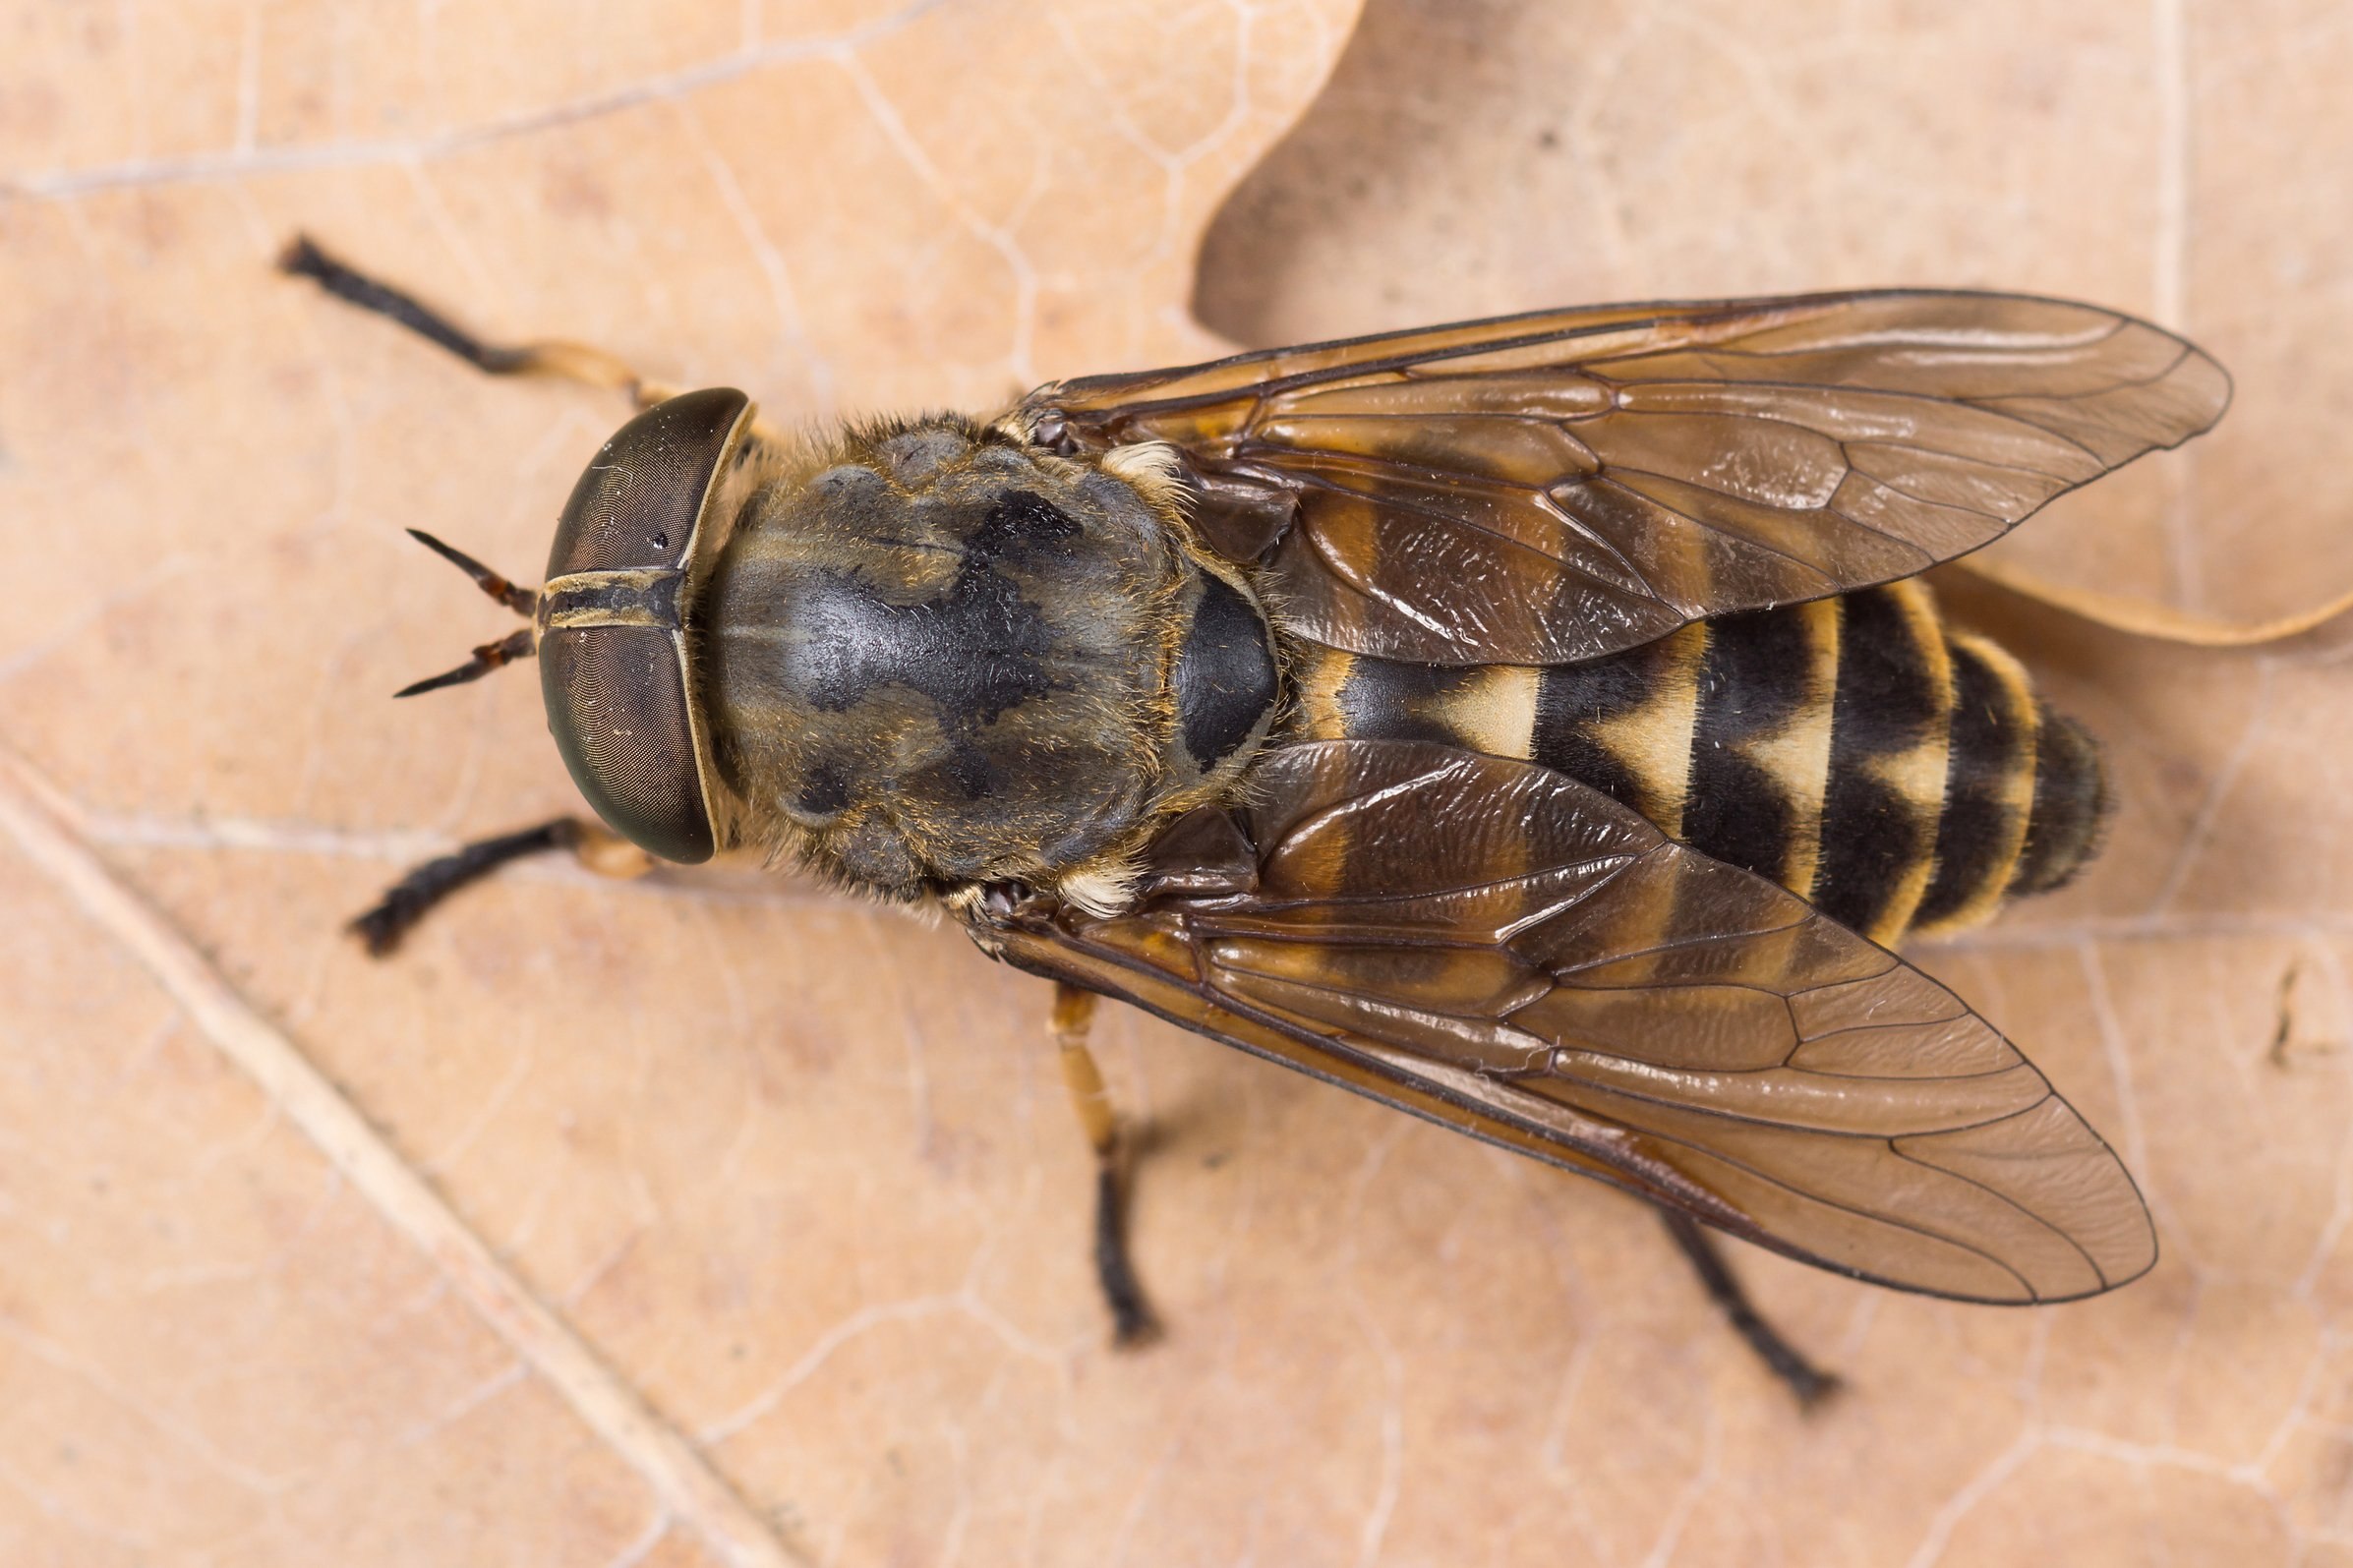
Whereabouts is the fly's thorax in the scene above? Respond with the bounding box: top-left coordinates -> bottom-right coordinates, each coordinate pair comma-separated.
1160,556 -> 1282,793
696,417 -> 1264,903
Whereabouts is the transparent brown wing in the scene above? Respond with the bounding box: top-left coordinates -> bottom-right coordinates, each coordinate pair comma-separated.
982,739 -> 2154,1302
1026,293 -> 2230,663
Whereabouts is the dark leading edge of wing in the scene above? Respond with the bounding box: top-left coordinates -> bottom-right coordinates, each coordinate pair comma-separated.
986,740 -> 2156,1304
1029,292 -> 2231,664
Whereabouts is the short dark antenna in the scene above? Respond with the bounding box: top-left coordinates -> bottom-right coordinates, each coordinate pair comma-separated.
394,629 -> 536,698
395,530 -> 540,698
406,529 -> 537,615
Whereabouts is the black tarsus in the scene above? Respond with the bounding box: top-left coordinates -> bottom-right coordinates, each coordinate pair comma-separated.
1094,1163 -> 1158,1346
279,233 -> 531,375
1660,1208 -> 1841,1408
393,627 -> 537,699
350,818 -> 583,957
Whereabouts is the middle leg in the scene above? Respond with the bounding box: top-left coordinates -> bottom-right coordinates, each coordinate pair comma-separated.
1051,983 -> 1157,1345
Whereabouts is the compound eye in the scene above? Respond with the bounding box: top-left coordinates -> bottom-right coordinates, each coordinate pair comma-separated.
545,386 -> 752,577
537,388 -> 753,864
540,621 -> 716,863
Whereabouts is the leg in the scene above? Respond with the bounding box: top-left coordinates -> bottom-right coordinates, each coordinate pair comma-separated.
1659,1208 -> 1840,1408
279,234 -> 682,408
1052,984 -> 1157,1345
353,817 -> 651,957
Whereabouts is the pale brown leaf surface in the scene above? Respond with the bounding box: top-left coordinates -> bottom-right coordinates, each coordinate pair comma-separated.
3,2 -> 2351,1564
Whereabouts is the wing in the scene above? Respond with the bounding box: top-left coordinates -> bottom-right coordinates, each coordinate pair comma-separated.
1024,292 -> 2230,664
980,739 -> 2154,1303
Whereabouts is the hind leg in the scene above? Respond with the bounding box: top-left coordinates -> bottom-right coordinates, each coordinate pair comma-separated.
1658,1208 -> 1840,1408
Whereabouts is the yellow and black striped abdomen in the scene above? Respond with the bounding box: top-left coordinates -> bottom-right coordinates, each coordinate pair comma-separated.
1288,580 -> 2108,946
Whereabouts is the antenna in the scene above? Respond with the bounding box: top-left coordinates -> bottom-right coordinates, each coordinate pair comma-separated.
394,531 -> 539,697
394,629 -> 536,698
406,529 -> 537,615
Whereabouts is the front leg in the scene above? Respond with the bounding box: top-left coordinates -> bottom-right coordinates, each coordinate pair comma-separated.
353,816 -> 651,956
281,235 -> 787,450
279,235 -> 682,409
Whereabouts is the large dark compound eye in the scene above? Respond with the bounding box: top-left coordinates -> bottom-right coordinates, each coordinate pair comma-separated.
538,387 -> 753,864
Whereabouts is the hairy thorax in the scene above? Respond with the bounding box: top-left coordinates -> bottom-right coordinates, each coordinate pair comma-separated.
696,419 -> 1273,906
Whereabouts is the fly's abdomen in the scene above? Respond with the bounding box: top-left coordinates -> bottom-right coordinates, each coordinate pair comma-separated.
1290,579 -> 2109,946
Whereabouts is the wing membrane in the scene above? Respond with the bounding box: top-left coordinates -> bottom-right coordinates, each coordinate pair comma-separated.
984,739 -> 2154,1302
1028,292 -> 2229,663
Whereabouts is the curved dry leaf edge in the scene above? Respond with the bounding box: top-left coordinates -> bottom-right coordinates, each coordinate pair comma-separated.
1955,553 -> 2353,646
